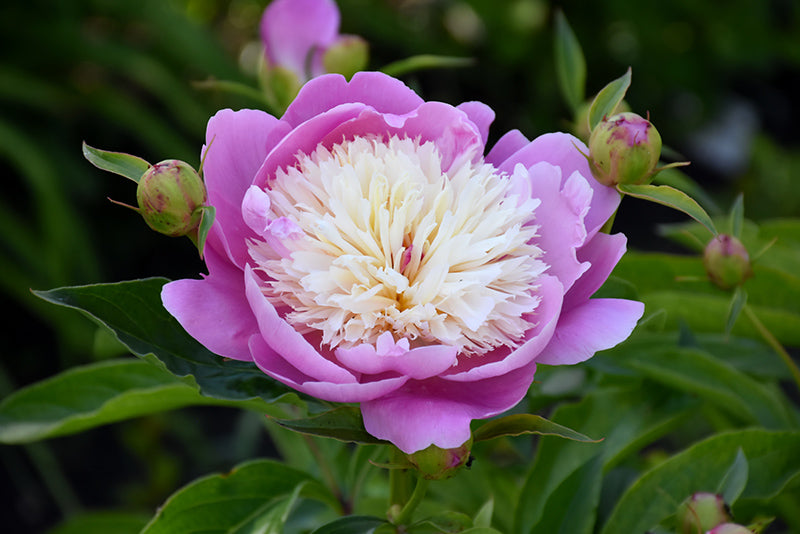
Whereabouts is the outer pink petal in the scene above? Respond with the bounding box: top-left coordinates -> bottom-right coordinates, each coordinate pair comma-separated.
161,246 -> 256,361
563,232 -> 628,310
249,336 -> 408,402
282,72 -> 424,128
260,0 -> 340,79
527,162 -> 592,293
203,108 -> 279,267
456,101 -> 495,146
495,132 -> 620,235
442,274 -> 562,381
361,361 -> 538,453
244,265 -> 358,384
536,298 -> 644,366
485,129 -> 529,166
334,343 -> 458,380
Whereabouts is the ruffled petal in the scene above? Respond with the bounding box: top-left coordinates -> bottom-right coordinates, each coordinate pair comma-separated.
563,232 -> 628,310
203,108 -> 279,267
526,162 -> 592,293
495,132 -> 620,235
456,101 -> 495,146
536,298 -> 644,366
161,246 -> 257,361
249,335 -> 408,402
485,129 -> 529,166
361,360 -> 537,453
442,273 -> 562,381
282,72 -> 424,128
260,0 -> 340,79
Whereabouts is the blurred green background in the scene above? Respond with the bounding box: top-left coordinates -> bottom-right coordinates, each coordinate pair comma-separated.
1,0 -> 798,531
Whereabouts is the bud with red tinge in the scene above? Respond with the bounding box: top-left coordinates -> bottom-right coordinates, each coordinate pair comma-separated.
703,234 -> 753,290
677,492 -> 731,534
707,523 -> 753,534
406,437 -> 473,480
136,160 -> 207,237
588,112 -> 662,186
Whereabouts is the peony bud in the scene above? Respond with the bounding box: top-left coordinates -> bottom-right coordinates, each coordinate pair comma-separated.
136,160 -> 206,237
406,437 -> 473,480
677,492 -> 731,534
707,523 -> 753,534
588,112 -> 662,186
703,234 -> 753,290
323,35 -> 369,80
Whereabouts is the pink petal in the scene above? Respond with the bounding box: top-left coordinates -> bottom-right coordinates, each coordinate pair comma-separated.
281,72 -> 424,128
495,132 -> 620,235
527,162 -> 592,294
563,232 -> 628,310
485,129 -> 529,167
335,342 -> 458,380
243,265 -> 358,384
456,101 -> 495,146
260,0 -> 340,80
203,108 -> 279,267
536,298 -> 644,366
442,273 -> 563,381
161,246 -> 256,361
361,360 -> 538,453
249,336 -> 408,402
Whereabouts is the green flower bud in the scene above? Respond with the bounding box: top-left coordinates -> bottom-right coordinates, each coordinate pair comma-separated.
677,492 -> 730,534
708,523 -> 753,534
407,437 -> 473,480
703,234 -> 753,290
264,65 -> 303,114
323,35 -> 369,80
136,160 -> 206,237
588,112 -> 662,186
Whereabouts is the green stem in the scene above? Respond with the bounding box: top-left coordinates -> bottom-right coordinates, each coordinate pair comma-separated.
744,305 -> 800,393
301,435 -> 345,515
390,474 -> 430,527
388,447 -> 413,508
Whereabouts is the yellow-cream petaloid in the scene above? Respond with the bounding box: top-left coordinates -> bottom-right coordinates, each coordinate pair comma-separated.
248,135 -> 547,355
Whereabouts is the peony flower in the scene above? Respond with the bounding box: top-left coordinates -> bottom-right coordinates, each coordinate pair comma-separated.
161,72 -> 644,454
260,0 -> 366,83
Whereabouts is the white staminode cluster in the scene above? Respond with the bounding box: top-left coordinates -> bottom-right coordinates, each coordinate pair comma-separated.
249,135 -> 547,355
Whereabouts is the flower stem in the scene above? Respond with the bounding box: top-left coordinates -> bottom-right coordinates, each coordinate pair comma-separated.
390,474 -> 430,527
744,305 -> 800,393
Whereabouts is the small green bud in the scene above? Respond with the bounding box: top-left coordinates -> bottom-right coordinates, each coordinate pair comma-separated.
703,234 -> 753,290
677,492 -> 730,534
323,35 -> 369,80
407,437 -> 473,480
588,112 -> 662,186
264,64 -> 302,114
136,160 -> 206,237
707,523 -> 753,534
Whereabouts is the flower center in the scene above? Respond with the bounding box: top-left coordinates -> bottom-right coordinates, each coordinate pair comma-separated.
247,135 -> 547,355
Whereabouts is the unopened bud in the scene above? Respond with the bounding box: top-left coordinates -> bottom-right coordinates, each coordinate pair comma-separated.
677,492 -> 730,534
323,35 -> 369,80
589,112 -> 662,186
136,160 -> 206,237
707,523 -> 753,534
703,234 -> 753,290
407,437 -> 473,480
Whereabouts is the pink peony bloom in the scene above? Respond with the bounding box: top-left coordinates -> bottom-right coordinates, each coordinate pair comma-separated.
260,0 -> 347,82
162,72 -> 644,454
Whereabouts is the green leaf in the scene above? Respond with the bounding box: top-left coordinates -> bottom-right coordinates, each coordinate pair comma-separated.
725,287 -> 747,336
0,359 -> 270,444
195,205 -> 215,257
380,55 -> 474,77
473,413 -> 598,443
47,511 -> 149,534
600,430 -> 800,534
473,498 -> 494,528
33,279 -> 307,410
717,448 -> 749,506
729,193 -> 745,237
81,142 -> 150,183
309,516 -> 388,534
587,67 -> 631,132
553,10 -> 586,113
617,183 -> 718,237
142,459 -> 337,534
274,406 -> 386,445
